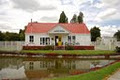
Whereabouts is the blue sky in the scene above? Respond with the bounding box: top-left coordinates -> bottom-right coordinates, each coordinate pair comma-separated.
0,0 -> 120,36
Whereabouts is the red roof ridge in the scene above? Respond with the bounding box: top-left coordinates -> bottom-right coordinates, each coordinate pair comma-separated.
28,22 -> 86,25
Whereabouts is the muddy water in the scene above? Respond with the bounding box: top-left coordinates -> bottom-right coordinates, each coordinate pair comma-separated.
0,57 -> 115,80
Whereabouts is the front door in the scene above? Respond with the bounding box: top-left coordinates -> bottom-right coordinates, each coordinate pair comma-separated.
55,36 -> 62,46
55,36 -> 58,46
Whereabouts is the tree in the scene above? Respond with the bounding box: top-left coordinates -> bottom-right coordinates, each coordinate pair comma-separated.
0,28 -> 25,41
0,31 -> 5,41
90,26 -> 101,41
10,33 -> 20,41
19,29 -> 25,41
114,30 -> 120,41
78,12 -> 84,23
59,11 -> 68,23
4,32 -> 20,41
70,14 -> 78,23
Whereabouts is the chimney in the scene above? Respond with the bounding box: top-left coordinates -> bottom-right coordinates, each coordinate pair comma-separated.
30,19 -> 33,33
31,19 -> 32,26
31,19 -> 32,23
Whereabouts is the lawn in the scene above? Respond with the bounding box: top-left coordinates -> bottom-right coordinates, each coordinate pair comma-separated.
51,61 -> 120,80
21,50 -> 115,55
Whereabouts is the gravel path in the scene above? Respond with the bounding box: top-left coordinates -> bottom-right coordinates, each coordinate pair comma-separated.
107,69 -> 120,80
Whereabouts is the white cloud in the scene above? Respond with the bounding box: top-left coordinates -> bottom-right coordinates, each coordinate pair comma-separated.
40,16 -> 58,22
93,25 -> 120,37
101,0 -> 120,8
87,24 -> 120,37
93,2 -> 104,8
0,0 -> 119,37
95,8 -> 117,22
100,25 -> 120,37
11,0 -> 56,12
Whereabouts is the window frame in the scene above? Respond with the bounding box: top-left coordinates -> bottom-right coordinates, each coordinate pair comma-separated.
29,35 -> 34,43
40,37 -> 50,45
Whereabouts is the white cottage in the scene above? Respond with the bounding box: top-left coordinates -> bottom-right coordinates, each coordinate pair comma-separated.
24,22 -> 93,50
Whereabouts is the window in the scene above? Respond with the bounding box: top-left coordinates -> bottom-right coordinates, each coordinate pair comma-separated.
68,36 -> 76,45
43,38 -> 45,45
68,36 -> 71,43
40,61 -> 43,68
40,37 -> 50,45
29,62 -> 34,70
73,36 -> 75,40
72,36 -> 76,45
29,35 -> 34,43
46,38 -> 50,45
40,38 -> 43,45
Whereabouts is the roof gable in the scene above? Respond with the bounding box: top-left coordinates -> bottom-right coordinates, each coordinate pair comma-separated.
48,25 -> 70,34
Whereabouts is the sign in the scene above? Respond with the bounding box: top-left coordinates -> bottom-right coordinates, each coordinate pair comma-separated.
54,30 -> 65,32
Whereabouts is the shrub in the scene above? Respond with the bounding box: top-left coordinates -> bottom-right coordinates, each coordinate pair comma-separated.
116,46 -> 120,52
65,45 -> 74,50
43,45 -> 54,50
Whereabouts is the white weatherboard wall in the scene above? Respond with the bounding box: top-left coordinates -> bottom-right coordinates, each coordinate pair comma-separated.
73,34 -> 91,46
25,33 -> 49,46
25,33 -> 91,46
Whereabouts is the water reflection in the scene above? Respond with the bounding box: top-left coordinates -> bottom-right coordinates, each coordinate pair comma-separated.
0,57 -> 115,79
0,57 -> 26,79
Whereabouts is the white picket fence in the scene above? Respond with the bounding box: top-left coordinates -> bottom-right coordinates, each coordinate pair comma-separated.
0,41 -> 24,51
91,41 -> 120,50
0,41 -> 119,51
116,42 -> 120,47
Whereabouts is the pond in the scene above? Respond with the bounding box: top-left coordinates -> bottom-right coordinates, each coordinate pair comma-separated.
0,57 -> 115,80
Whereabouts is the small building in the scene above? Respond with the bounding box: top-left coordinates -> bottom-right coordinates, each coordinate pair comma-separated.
24,22 -> 94,50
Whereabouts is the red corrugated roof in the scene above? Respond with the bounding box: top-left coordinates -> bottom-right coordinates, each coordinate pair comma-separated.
25,22 -> 90,34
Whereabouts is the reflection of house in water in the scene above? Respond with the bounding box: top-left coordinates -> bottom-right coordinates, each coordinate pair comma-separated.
23,59 -> 91,79
24,60 -> 55,70
24,59 -> 91,71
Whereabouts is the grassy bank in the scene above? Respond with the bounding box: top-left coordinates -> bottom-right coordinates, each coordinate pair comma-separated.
52,61 -> 120,80
21,50 -> 115,55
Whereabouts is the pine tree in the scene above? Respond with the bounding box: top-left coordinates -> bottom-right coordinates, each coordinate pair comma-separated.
59,11 -> 68,23
70,14 -> 78,23
78,12 -> 84,23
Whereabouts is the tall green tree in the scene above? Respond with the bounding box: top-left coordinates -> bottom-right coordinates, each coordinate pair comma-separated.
70,14 -> 78,23
78,12 -> 84,23
59,11 -> 68,23
114,30 -> 120,41
90,26 -> 101,41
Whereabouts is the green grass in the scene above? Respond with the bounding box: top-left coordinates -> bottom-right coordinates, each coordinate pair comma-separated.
21,50 -> 115,55
51,61 -> 120,80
